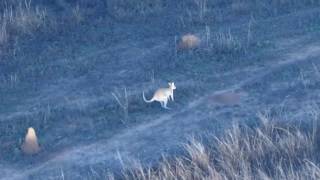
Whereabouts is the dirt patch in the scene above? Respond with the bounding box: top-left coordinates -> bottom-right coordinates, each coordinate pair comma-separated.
208,91 -> 245,106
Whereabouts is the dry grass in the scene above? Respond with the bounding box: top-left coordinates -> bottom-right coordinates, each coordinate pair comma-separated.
71,4 -> 84,25
0,0 -> 47,47
106,0 -> 164,21
213,31 -> 242,53
205,29 -> 243,54
112,114 -> 320,180
0,18 -> 8,45
112,87 -> 130,123
232,0 -> 319,15
231,1 -> 252,15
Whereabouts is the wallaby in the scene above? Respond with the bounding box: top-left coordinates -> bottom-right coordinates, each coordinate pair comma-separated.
143,82 -> 176,109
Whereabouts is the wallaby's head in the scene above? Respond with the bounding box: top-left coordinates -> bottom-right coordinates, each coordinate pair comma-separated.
168,82 -> 176,90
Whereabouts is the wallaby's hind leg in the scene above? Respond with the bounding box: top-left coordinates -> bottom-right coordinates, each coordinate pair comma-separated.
163,100 -> 170,109
160,101 -> 164,108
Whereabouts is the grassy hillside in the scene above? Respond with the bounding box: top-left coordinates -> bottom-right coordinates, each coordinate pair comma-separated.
1,0 -> 320,179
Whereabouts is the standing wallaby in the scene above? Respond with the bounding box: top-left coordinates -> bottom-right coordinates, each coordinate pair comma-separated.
143,82 -> 176,109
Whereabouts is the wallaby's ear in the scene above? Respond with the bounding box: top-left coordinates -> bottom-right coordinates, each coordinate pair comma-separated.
168,82 -> 171,85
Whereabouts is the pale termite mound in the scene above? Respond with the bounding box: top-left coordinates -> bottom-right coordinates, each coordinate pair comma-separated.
21,127 -> 40,155
178,34 -> 201,50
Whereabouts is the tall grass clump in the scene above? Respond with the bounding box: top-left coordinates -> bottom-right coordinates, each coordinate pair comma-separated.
0,18 -> 8,46
231,0 -> 252,15
213,31 -> 242,54
112,87 -> 129,123
205,29 -> 243,55
115,114 -> 320,180
0,0 -> 47,47
12,0 -> 46,34
106,0 -> 164,22
193,0 -> 208,22
230,0 -> 320,15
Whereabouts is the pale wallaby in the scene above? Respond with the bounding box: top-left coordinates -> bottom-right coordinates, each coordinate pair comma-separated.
143,82 -> 176,109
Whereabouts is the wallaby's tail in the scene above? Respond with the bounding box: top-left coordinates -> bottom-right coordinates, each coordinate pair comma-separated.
142,91 -> 153,103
